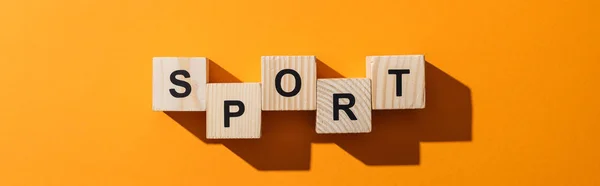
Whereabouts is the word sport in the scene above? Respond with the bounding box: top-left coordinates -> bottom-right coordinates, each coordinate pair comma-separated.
152,55 -> 425,139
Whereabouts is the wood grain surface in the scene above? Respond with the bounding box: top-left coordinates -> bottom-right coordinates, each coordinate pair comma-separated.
152,57 -> 208,111
261,56 -> 316,110
206,83 -> 261,139
316,78 -> 372,133
366,55 -> 425,109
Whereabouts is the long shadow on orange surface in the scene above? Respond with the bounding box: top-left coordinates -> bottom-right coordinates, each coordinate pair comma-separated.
165,58 -> 472,170
313,61 -> 472,165
166,59 -> 313,170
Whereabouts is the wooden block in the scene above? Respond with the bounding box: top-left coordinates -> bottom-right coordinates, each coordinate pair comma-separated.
316,78 -> 372,134
366,55 -> 425,110
152,57 -> 208,111
206,83 -> 261,139
261,56 -> 317,111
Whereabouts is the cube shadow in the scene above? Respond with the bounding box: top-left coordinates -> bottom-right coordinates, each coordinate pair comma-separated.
165,58 -> 472,170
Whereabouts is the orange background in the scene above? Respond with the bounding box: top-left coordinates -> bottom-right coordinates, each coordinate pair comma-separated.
1,0 -> 599,185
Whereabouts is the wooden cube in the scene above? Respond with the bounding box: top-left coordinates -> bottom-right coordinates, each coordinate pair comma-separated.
316,78 -> 372,134
152,57 -> 208,111
206,83 -> 262,139
366,55 -> 425,110
261,56 -> 316,111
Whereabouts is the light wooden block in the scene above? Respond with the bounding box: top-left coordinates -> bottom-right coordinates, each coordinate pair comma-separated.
152,57 -> 208,111
366,55 -> 425,110
316,78 -> 372,134
261,56 -> 316,111
206,83 -> 262,139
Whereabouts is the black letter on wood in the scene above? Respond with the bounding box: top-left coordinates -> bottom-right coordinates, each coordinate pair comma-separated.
333,93 -> 357,121
388,69 -> 411,97
169,70 -> 192,98
275,69 -> 302,97
224,100 -> 245,128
